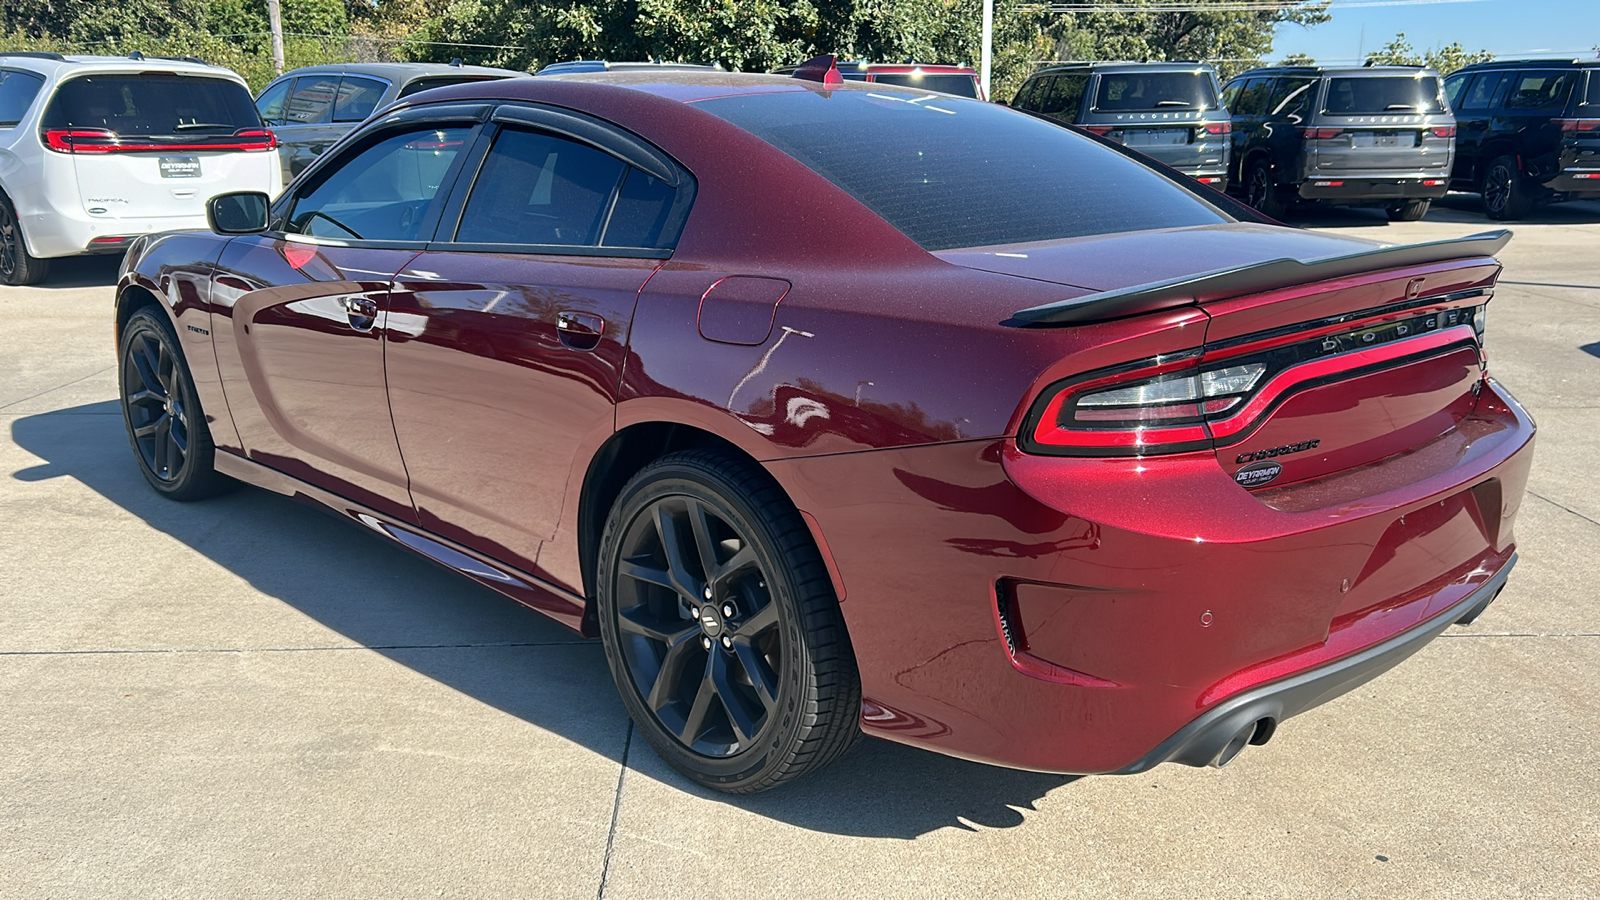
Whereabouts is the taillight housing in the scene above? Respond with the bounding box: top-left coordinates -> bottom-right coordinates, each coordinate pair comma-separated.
1299,127 -> 1343,140
1021,303 -> 1488,457
1202,121 -> 1231,135
1082,125 -> 1115,137
44,127 -> 277,153
1555,118 -> 1600,133
1428,125 -> 1456,139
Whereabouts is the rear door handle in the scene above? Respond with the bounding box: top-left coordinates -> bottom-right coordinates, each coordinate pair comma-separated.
343,296 -> 379,332
556,310 -> 605,350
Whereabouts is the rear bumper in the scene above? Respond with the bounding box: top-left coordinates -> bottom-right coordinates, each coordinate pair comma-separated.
22,206 -> 211,259
1298,177 -> 1450,203
1546,168 -> 1600,195
1116,554 -> 1513,772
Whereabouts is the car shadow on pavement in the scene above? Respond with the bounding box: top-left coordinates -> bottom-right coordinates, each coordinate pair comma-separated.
10,401 -> 1079,838
28,255 -> 122,289
1581,342 -> 1600,360
1270,195 -> 1600,230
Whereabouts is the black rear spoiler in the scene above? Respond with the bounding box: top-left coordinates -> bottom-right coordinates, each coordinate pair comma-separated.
1009,230 -> 1512,326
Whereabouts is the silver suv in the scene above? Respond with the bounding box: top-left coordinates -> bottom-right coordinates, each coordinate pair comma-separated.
1011,62 -> 1231,185
1221,65 -> 1456,220
0,51 -> 280,284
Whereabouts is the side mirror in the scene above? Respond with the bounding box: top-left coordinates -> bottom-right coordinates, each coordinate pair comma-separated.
207,191 -> 270,235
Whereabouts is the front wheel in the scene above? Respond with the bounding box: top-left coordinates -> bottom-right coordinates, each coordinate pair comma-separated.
119,308 -> 235,500
596,450 -> 861,793
1387,199 -> 1431,222
1483,155 -> 1534,220
1245,158 -> 1288,219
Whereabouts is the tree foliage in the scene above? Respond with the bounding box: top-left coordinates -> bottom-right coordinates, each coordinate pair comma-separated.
1366,31 -> 1493,75
1044,1 -> 1330,81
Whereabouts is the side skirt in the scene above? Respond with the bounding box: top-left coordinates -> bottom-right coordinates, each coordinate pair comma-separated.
214,450 -> 591,635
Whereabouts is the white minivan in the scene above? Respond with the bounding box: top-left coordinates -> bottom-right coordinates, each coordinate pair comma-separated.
0,52 -> 281,284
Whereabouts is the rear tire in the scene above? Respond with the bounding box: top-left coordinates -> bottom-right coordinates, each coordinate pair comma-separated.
596,449 -> 861,793
118,308 -> 236,501
1387,199 -> 1431,222
0,196 -> 50,286
1483,155 -> 1534,220
1245,158 -> 1288,219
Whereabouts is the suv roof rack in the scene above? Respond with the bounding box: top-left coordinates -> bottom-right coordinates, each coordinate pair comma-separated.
125,51 -> 209,65
0,51 -> 67,62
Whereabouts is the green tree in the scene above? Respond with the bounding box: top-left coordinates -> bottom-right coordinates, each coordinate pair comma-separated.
1044,0 -> 1330,80
1366,31 -> 1492,75
1279,52 -> 1315,66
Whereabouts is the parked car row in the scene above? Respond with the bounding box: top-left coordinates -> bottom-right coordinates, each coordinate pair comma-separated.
1012,57 -> 1600,222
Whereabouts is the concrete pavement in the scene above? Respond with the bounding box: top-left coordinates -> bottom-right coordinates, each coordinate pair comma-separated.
2,200 -> 1597,898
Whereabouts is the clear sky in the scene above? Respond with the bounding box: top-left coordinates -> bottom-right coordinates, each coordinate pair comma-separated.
1270,0 -> 1599,66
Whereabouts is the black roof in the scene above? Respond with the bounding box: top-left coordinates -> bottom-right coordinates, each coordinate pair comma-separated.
1451,57 -> 1600,72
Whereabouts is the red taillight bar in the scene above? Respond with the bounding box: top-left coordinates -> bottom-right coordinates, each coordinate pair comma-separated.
1428,125 -> 1456,139
1202,121 -> 1231,135
1082,125 -> 1114,136
1555,118 -> 1600,133
44,128 -> 277,153
1299,127 -> 1343,140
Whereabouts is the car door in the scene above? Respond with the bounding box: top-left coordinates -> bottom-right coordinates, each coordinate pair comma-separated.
384,104 -> 694,580
209,105 -> 484,521
273,72 -> 350,180
1225,77 -> 1271,184
1449,71 -> 1506,185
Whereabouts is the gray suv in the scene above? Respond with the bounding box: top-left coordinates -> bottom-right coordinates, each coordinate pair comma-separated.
1011,62 -> 1231,185
255,62 -> 529,182
1221,65 -> 1456,220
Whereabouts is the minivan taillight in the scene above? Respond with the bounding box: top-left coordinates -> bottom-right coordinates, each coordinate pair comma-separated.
1299,127 -> 1343,140
1555,118 -> 1600,133
44,128 -> 277,153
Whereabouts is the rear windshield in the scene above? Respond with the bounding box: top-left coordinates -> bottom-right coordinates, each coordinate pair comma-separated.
1322,76 -> 1443,114
397,75 -> 505,99
1093,71 -> 1218,111
870,73 -> 980,98
696,88 -> 1228,251
42,74 -> 260,136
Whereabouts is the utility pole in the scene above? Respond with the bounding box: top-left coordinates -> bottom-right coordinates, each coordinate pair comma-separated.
980,0 -> 993,100
267,0 -> 286,76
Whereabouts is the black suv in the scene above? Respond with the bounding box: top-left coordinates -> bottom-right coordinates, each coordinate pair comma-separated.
1222,66 -> 1456,220
1443,58 -> 1600,219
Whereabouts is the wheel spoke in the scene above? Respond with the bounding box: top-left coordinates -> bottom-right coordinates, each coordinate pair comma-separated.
710,651 -> 761,746
712,544 -> 758,586
131,337 -> 165,397
645,630 -> 701,712
153,418 -> 171,474
652,503 -> 703,600
677,658 -> 718,744
617,557 -> 676,593
126,389 -> 162,409
685,498 -> 720,583
617,605 -> 696,644
734,599 -> 778,639
133,412 -> 168,439
731,639 -> 779,714
166,424 -> 187,468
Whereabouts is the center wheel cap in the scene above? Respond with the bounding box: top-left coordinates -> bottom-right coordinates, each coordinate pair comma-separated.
698,605 -> 725,638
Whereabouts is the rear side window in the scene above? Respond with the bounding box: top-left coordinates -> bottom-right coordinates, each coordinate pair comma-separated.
41,74 -> 259,136
1227,78 -> 1271,115
1504,71 -> 1574,110
333,76 -> 386,123
696,89 -> 1228,251
1459,72 -> 1506,110
397,76 -> 501,99
0,69 -> 45,126
285,74 -> 339,124
289,125 -> 471,242
1585,71 -> 1600,107
1093,71 -> 1218,111
1042,74 -> 1089,118
455,127 -> 624,246
1269,77 -> 1318,118
870,73 -> 979,98
1322,76 -> 1443,114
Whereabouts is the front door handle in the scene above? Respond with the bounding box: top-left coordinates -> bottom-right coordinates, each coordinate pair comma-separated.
343,296 -> 379,332
556,310 -> 605,351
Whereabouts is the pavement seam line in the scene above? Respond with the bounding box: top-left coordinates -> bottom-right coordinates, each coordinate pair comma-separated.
596,720 -> 634,900
1527,489 -> 1600,531
0,364 -> 115,411
0,640 -> 595,656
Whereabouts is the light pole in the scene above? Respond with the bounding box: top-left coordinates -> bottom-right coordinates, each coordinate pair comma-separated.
980,0 -> 994,100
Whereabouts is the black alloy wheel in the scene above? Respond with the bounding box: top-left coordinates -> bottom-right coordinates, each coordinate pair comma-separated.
1483,155 -> 1534,221
1245,159 -> 1287,219
597,450 -> 860,793
118,308 -> 233,500
0,196 -> 50,286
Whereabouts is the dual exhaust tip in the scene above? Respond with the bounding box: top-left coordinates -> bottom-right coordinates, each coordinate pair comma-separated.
1210,717 -> 1276,768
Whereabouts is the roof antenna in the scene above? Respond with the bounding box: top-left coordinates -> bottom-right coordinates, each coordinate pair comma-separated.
791,54 -> 843,86
450,57 -> 463,67
128,50 -> 144,61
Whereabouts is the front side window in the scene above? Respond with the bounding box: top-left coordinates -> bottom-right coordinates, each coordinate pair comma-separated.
332,76 -> 386,123
1443,73 -> 1470,110
1093,71 -> 1218,111
256,78 -> 292,125
1322,76 -> 1444,114
289,125 -> 471,242
696,88 -> 1228,251
284,74 -> 339,124
1505,71 -> 1574,110
0,69 -> 45,127
42,74 -> 260,136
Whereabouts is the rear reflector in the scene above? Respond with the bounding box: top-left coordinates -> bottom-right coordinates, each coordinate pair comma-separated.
1314,181 -> 1345,188
1424,179 -> 1446,186
1574,173 -> 1600,180
45,128 -> 277,153
1196,175 -> 1224,184
88,235 -> 133,245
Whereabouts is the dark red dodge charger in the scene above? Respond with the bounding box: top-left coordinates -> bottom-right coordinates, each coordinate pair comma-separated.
115,67 -> 1534,793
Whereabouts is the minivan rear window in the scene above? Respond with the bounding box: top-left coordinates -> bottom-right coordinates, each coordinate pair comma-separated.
696,88 -> 1228,251
1094,71 -> 1218,111
42,74 -> 260,136
870,73 -> 979,98
1322,76 -> 1443,114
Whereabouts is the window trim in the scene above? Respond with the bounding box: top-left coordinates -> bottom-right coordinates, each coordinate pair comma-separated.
427,104 -> 696,257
